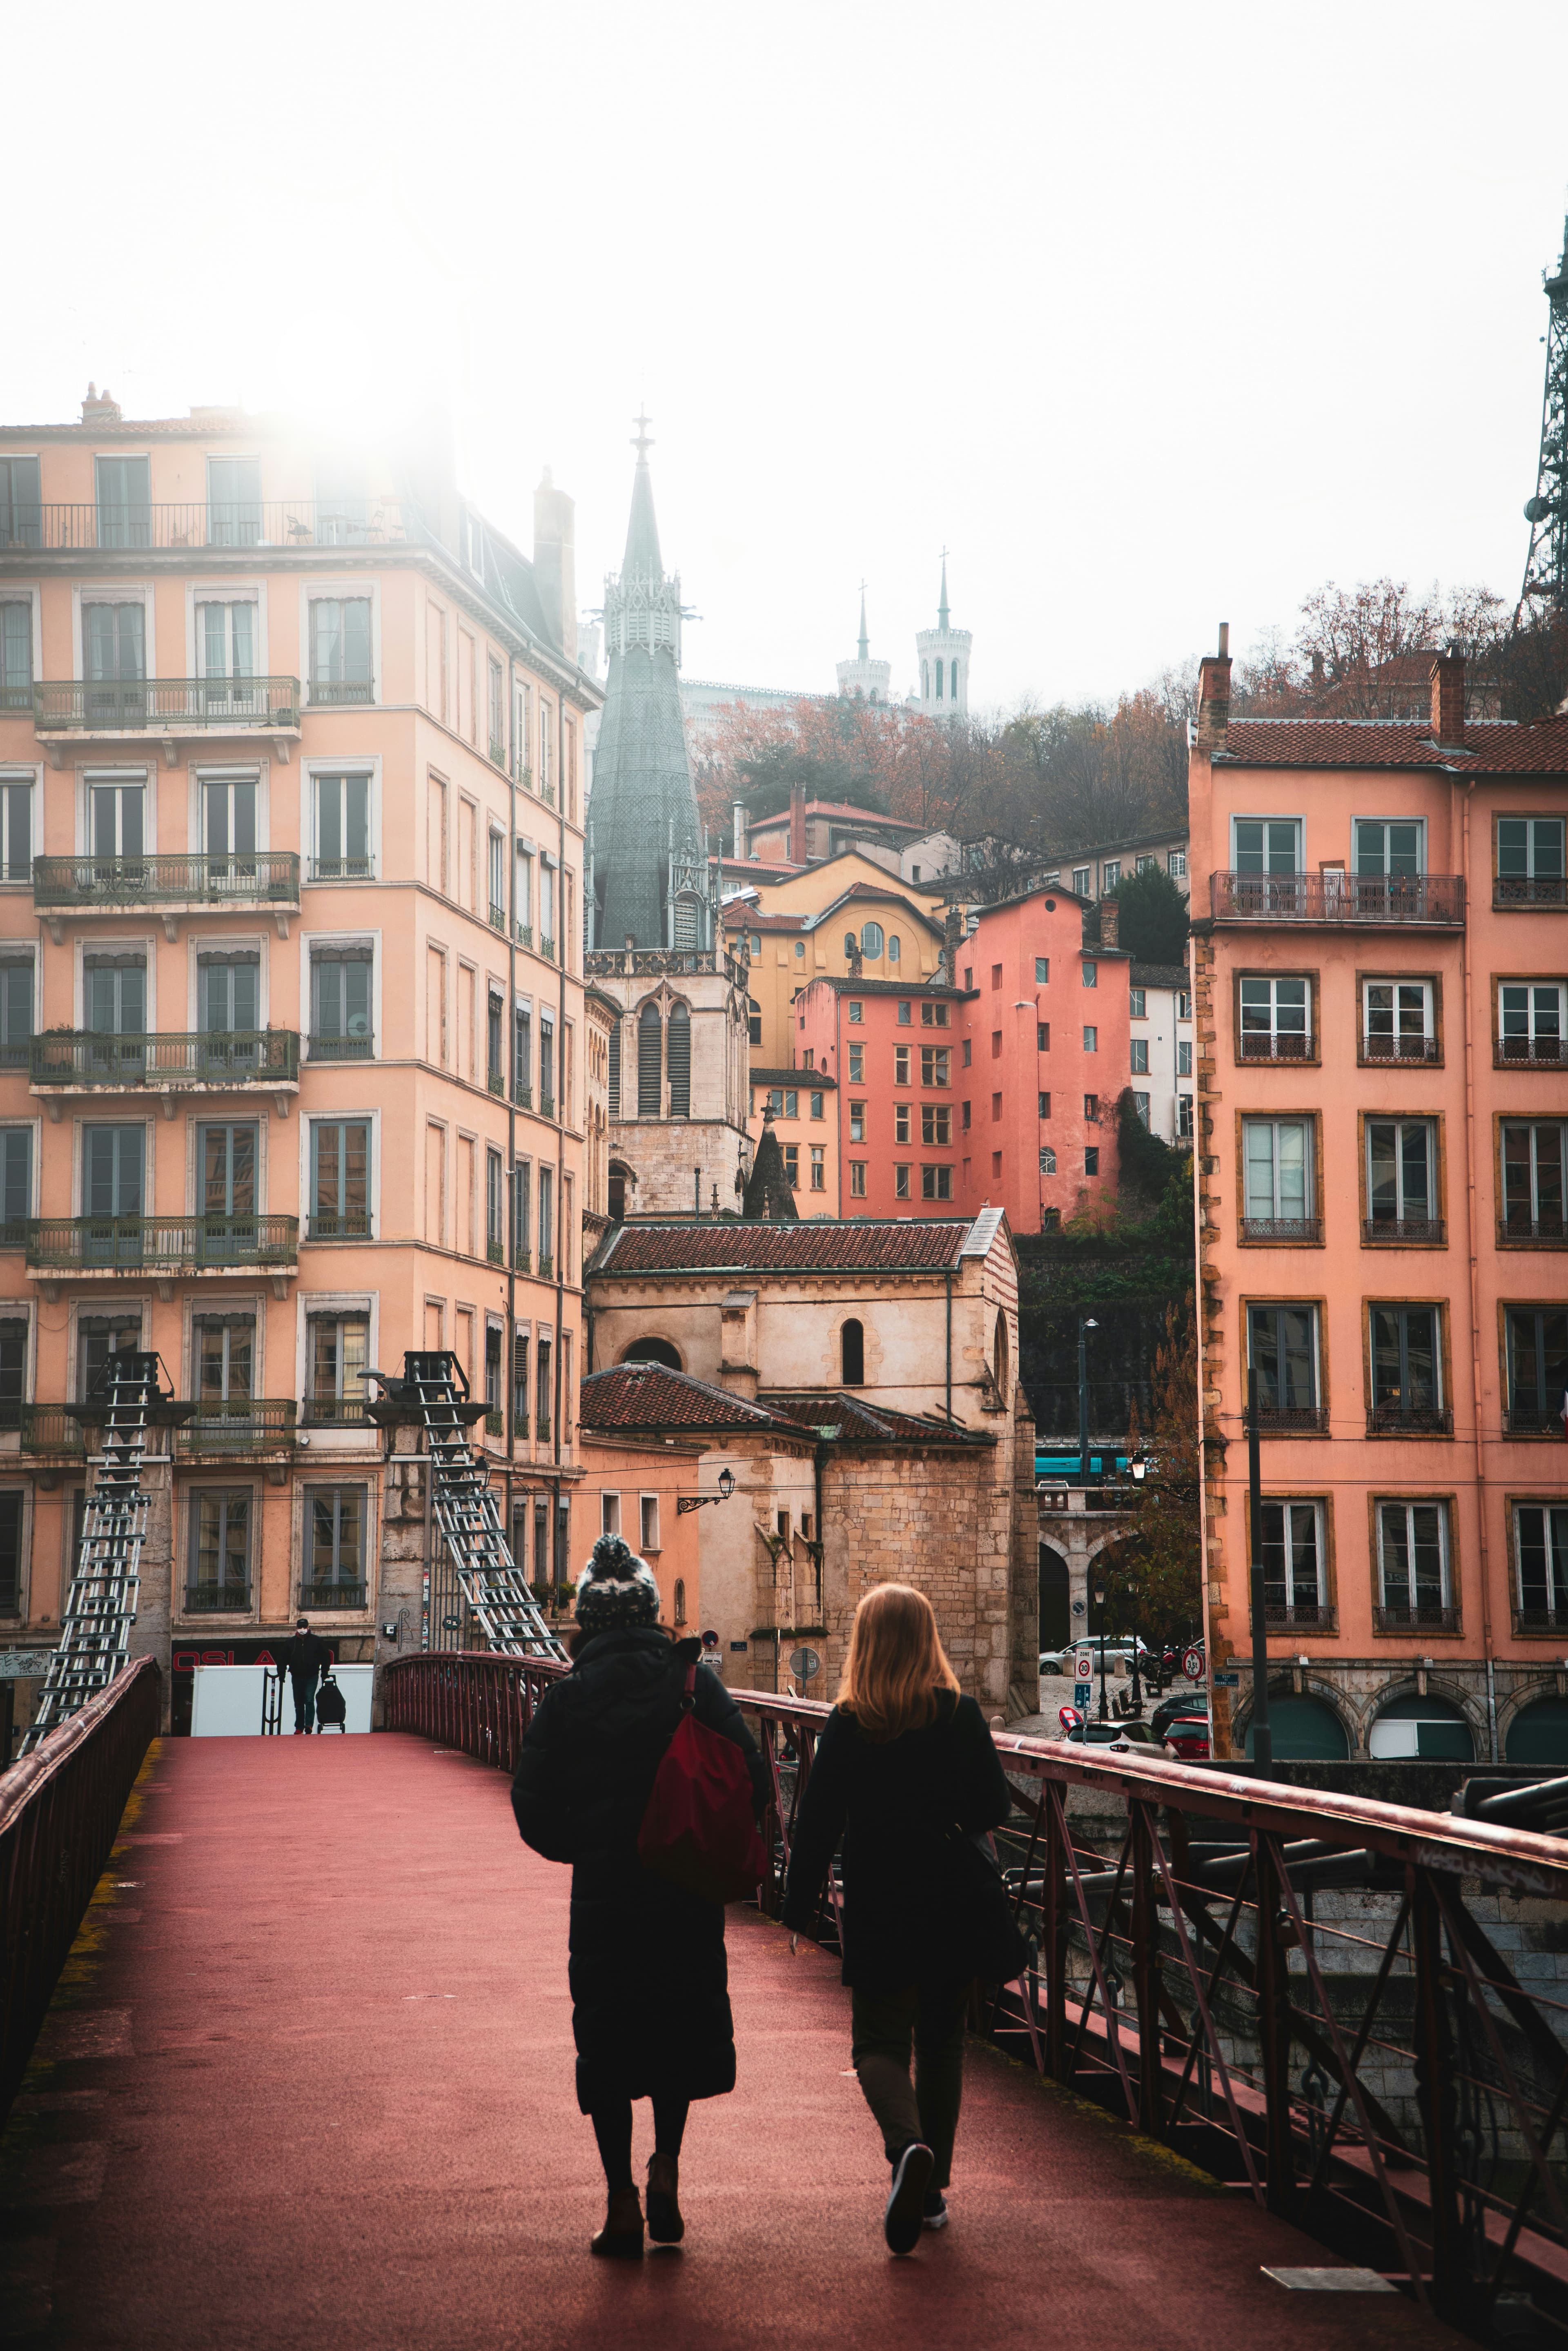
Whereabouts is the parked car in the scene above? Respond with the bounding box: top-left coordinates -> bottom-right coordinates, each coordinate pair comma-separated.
1163,1717 -> 1212,1762
1151,1692 -> 1212,1743
1063,1718 -> 1160,1750
1039,1650 -> 1070,1676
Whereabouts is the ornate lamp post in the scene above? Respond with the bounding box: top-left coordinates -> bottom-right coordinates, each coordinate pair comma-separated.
1094,1573 -> 1109,1722
677,1465 -> 736,1516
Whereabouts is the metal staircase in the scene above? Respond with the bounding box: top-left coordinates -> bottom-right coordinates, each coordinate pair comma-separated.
367,1351 -> 566,1660
21,1348 -> 179,1753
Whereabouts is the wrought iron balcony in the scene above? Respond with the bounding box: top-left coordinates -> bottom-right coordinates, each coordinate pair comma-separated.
1260,1603 -> 1337,1632
1362,1216 -> 1446,1245
30,1029 -> 299,1092
1240,1216 -> 1322,1243
307,857 -> 374,883
485,1410 -> 504,1437
24,1213 -> 298,1274
183,1585 -> 253,1614
1363,1036 -> 1441,1064
306,678 -> 374,708
1237,1032 -> 1315,1062
1211,871 -> 1465,926
1495,1036 -> 1568,1066
488,904 -> 507,933
299,1396 -> 370,1429
1367,1401 -> 1454,1436
33,852 -> 300,912
1506,1400 -> 1568,1435
305,1211 -> 372,1241
515,922 -> 533,950
1495,876 -> 1568,909
1514,1605 -> 1568,1634
1374,1602 -> 1459,1634
32,678 -> 301,734
536,1253 -> 554,1280
298,1582 -> 366,1610
306,1034 -> 373,1062
1253,1403 -> 1330,1434
486,1240 -> 505,1266
176,1400 -> 297,1454
1500,1214 -> 1568,1245
0,499 -> 410,553
539,1093 -> 555,1120
540,779 -> 557,809
538,936 -> 557,963
18,1404 -> 85,1454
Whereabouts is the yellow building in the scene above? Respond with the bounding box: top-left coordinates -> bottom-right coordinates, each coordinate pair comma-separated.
723,850 -> 948,1067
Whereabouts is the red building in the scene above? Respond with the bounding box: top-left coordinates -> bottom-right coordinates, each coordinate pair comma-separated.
794,886 -> 1130,1231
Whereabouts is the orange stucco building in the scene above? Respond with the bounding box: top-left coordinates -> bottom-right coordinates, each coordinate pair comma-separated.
1191,638 -> 1568,1764
0,391 -> 600,1739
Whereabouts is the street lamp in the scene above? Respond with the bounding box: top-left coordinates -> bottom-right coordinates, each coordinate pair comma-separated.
1078,1317 -> 1099,1485
677,1465 -> 737,1516
1094,1574 -> 1109,1721
1127,1565 -> 1143,1713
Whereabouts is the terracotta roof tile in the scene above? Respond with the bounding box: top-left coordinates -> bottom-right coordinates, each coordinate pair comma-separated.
760,1392 -> 995,1447
590,1219 -> 971,1276
579,1363 -> 811,1434
1223,717 -> 1568,776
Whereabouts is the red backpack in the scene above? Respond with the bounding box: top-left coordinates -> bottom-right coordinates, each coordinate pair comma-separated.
638,1662 -> 767,1904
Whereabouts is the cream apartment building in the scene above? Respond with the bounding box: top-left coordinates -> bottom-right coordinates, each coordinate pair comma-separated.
0,391 -> 599,1737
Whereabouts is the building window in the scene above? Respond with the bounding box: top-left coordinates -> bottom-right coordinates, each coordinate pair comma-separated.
1177,1041 -> 1192,1076
1506,1307 -> 1568,1433
842,1318 -> 865,1384
1129,987 -> 1146,1018
312,773 -> 372,882
1515,1504 -> 1568,1628
1240,975 -> 1310,1060
894,1163 -> 910,1198
196,598 -> 255,681
486,1149 -> 505,1262
637,1000 -> 662,1117
848,1101 -> 865,1142
794,940 -> 805,962
1178,1095 -> 1194,1138
306,1314 -> 369,1424
304,1486 -> 368,1605
1136,855 -> 1157,875
1083,1027 -> 1097,1052
0,1317 -> 25,1431
1499,982 -> 1566,1063
1243,1117 -> 1314,1237
78,1312 -> 141,1404
0,455 -> 42,549
1035,957 -> 1050,984
896,999 -> 911,1024
0,953 -> 33,1067
514,1002 -> 532,1104
1370,1305 -> 1444,1430
810,1144 -> 824,1190
95,455 -> 150,548
488,658 -> 505,764
768,1087 -> 800,1120
1365,1118 -> 1438,1240
1084,1147 -> 1099,1176
1247,1303 -> 1320,1424
1130,1038 -> 1148,1074
1072,867 -> 1091,896
860,922 -> 884,959
847,1044 -> 863,1083
782,1142 -> 800,1186
194,1313 -> 254,1406
310,950 -> 373,1059
1037,1022 -> 1049,1051
894,1104 -> 911,1144
1082,962 -> 1096,988
308,598 -> 373,704
82,1121 -> 145,1228
0,774 -> 31,881
513,1163 -> 531,1266
990,1031 -> 1002,1060
1038,1092 -> 1050,1119
961,1101 -> 971,1131
1376,1500 -> 1451,1628
1083,1093 -> 1099,1122
1132,1091 -> 1150,1125
1169,849 -> 1187,879
1102,862 -> 1120,891
187,1489 -> 252,1612
1232,817 -> 1301,875
601,1490 -> 621,1537
748,997 -> 762,1047
921,1165 -> 953,1200
638,1494 -> 660,1553
309,1118 -> 371,1239
924,1104 -> 952,1145
961,1038 -> 971,1066
1258,1500 -> 1324,1624
920,1046 -> 949,1086
1497,816 -> 1566,905
1502,1122 -> 1567,1240
672,1576 -> 686,1624
1354,819 -> 1424,878
1040,1147 -> 1056,1175
848,1000 -> 863,1024
810,1091 -> 824,1120
894,1046 -> 910,1085
849,1161 -> 866,1198
1178,990 -> 1192,1018
1355,977 -> 1434,1062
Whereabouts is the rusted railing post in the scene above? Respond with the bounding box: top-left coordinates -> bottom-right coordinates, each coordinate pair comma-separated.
1131,1800 -> 1163,2137
1251,1831 -> 1295,2215
1044,1785 -> 1069,2082
1410,1865 -> 1462,2311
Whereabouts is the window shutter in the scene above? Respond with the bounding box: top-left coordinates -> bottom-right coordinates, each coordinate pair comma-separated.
607,1019 -> 620,1119
637,1002 -> 662,1116
666,1002 -> 690,1117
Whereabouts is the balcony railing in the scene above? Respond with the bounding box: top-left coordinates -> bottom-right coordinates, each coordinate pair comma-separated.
515,922 -> 533,950
1362,1216 -> 1445,1245
538,935 -> 557,963
536,1253 -> 554,1280
33,853 -> 300,910
488,904 -> 507,933
488,1069 -> 504,1096
306,1034 -> 373,1062
513,1083 -> 533,1110
1240,1216 -> 1322,1243
1367,1401 -> 1454,1436
540,779 -> 557,808
307,857 -> 374,883
486,1240 -> 505,1265
1500,1215 -> 1568,1245
1506,1401 -> 1568,1435
485,1410 -> 503,1437
1211,871 -> 1465,926
513,1246 -> 532,1273
306,677 -> 374,707
1363,1036 -> 1441,1064
1496,876 -> 1568,909
299,1582 -> 366,1610
1261,1603 -> 1337,1632
1496,1036 -> 1568,1066
1374,1601 -> 1459,1634
24,1213 -> 298,1273
1514,1605 -> 1568,1634
30,1030 -> 299,1089
299,1396 -> 370,1429
1253,1403 -> 1330,1434
305,1212 -> 371,1241
176,1400 -> 297,1454
183,1585 -> 252,1614
539,1093 -> 555,1120
588,947 -> 747,986
0,499 -> 411,552
1237,1033 -> 1315,1062
32,678 -> 301,733
488,739 -> 506,770
18,1405 -> 86,1453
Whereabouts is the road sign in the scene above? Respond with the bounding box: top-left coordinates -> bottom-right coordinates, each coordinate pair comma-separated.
1074,1652 -> 1093,1683
789,1647 -> 821,1682
1183,1646 -> 1205,1679
1213,1670 -> 1240,1687
1074,1682 -> 1091,1711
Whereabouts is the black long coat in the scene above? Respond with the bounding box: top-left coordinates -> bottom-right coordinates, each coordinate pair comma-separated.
511,1629 -> 769,2113
780,1693 -> 1012,1988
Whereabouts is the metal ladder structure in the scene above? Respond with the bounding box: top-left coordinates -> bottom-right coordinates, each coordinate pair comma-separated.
20,1348 -> 177,1753
367,1351 -> 566,1661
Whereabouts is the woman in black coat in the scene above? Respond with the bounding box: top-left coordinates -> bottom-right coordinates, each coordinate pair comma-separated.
781,1583 -> 1014,2255
512,1533 -> 768,2259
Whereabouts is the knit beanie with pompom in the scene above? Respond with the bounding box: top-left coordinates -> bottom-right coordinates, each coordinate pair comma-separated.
574,1532 -> 662,1631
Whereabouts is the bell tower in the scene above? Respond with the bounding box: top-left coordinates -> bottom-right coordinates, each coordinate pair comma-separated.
913,552 -> 972,722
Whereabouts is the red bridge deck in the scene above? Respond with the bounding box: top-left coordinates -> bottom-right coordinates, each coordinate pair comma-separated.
1,1735 -> 1459,2350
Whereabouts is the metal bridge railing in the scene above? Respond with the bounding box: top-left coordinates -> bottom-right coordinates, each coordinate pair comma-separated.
0,1654 -> 161,2122
381,1652 -> 1568,2334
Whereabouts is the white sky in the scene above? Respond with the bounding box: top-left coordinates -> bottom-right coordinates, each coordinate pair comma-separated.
6,0 -> 1564,710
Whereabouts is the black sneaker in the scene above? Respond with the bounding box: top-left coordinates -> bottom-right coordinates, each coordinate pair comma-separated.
884,2142 -> 933,2255
922,2191 -> 949,2231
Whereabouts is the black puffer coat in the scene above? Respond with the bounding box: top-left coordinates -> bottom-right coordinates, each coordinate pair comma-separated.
511,1629 -> 769,2113
780,1692 -> 1011,1988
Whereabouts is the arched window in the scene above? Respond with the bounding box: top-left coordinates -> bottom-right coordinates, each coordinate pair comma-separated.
993,1310 -> 1009,1400
1245,1695 -> 1349,1761
747,997 -> 761,1047
860,921 -> 883,959
673,1577 -> 687,1625
1507,1695 -> 1568,1765
951,659 -> 959,699
841,1318 -> 865,1385
667,1000 -> 690,1118
637,1000 -> 662,1117
921,661 -> 929,699
1369,1694 -> 1474,1761
888,934 -> 900,964
607,1020 -> 621,1119
608,1165 -> 627,1224
843,932 -> 858,957
623,1336 -> 681,1369
935,662 -> 944,700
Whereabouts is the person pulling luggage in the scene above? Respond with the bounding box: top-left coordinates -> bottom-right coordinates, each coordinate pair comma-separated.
276,1617 -> 332,1734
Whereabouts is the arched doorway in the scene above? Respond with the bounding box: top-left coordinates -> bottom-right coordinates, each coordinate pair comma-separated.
1506,1696 -> 1568,1766
1038,1544 -> 1070,1652
1245,1694 -> 1349,1761
1369,1693 -> 1475,1761
622,1337 -> 681,1370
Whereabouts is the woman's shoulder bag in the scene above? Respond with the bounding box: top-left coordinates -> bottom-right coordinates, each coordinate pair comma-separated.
637,1661 -> 768,1905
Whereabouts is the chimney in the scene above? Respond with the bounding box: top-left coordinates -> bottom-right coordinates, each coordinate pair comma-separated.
733,801 -> 747,861
81,382 -> 120,425
533,467 -> 578,661
1099,897 -> 1119,951
788,781 -> 806,866
1195,621 -> 1232,756
1429,647 -> 1465,748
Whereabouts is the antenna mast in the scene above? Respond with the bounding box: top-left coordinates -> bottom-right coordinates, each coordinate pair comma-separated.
1520,213 -> 1568,622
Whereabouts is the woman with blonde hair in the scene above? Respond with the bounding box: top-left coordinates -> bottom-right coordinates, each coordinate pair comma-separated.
782,1582 -> 1014,2254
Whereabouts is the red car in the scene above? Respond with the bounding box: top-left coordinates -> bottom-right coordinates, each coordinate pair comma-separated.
1163,1716 -> 1212,1762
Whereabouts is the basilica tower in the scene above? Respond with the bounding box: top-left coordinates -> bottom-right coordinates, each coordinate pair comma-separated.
913,554 -> 972,721
835,586 -> 893,704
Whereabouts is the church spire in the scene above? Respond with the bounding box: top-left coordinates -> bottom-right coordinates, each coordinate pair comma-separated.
622,411 -> 663,580
857,581 -> 869,662
938,547 -> 950,630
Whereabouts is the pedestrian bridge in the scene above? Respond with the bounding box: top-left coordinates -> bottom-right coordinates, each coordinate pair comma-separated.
2,1659 -> 1563,2348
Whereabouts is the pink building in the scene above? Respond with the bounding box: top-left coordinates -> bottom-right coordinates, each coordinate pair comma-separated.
791,886 -> 1131,1231
1191,639 -> 1568,1764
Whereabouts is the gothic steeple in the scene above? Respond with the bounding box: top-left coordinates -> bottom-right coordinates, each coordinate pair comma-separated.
589,419 -> 708,953
836,579 -> 891,705
938,553 -> 950,631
